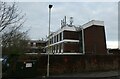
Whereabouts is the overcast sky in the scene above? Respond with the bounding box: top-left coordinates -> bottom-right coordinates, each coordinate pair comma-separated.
17,2 -> 118,48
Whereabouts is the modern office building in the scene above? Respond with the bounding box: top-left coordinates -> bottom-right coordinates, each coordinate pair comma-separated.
45,17 -> 107,55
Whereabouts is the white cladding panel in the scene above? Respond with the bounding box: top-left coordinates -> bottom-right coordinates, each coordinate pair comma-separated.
48,25 -> 77,39
47,20 -> 104,40
82,20 -> 104,29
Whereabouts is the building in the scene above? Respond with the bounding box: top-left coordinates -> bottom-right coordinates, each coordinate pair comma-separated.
45,17 -> 80,54
45,17 -> 107,55
27,40 -> 46,53
82,20 -> 107,55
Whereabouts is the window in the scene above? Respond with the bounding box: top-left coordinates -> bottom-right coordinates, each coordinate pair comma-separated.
60,33 -> 62,41
53,46 -> 54,53
56,45 -> 58,53
55,45 -> 56,53
51,37 -> 53,44
62,32 -> 63,40
57,35 -> 58,42
58,34 -> 60,42
61,43 -> 63,53
50,39 -> 51,44
52,37 -> 54,44
59,44 -> 61,53
58,45 -> 59,53
54,36 -> 56,43
79,30 -> 83,53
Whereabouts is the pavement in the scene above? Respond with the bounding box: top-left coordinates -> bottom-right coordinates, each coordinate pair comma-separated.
51,70 -> 120,77
2,70 -> 120,79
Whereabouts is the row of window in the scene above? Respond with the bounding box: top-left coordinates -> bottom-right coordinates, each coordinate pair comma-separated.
28,42 -> 45,47
49,32 -> 63,44
46,43 -> 63,53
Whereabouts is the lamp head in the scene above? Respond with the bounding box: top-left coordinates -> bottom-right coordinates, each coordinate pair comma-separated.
49,5 -> 53,9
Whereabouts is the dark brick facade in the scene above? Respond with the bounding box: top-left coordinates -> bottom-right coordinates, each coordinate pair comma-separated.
84,25 -> 107,55
31,55 -> 120,76
63,30 -> 79,53
27,40 -> 46,53
46,20 -> 107,54
63,30 -> 79,40
63,42 -> 79,53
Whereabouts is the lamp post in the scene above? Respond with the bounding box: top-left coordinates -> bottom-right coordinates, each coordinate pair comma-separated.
47,4 -> 53,77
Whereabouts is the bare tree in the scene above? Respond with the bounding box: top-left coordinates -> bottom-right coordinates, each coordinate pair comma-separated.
0,2 -> 29,55
0,2 -> 25,32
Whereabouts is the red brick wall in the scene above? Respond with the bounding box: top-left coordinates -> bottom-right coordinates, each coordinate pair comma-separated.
37,55 -> 119,75
63,43 -> 79,53
63,30 -> 79,40
84,25 -> 107,55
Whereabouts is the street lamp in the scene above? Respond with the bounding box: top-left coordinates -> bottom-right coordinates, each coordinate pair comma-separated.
47,4 -> 53,77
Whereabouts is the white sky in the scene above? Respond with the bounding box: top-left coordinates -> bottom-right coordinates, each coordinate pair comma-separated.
15,2 -> 118,48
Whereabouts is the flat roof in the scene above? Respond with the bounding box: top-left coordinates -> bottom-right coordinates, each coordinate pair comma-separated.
82,20 -> 104,29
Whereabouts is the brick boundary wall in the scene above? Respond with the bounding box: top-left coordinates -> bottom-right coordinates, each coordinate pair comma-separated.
37,55 -> 120,76
7,54 -> 119,77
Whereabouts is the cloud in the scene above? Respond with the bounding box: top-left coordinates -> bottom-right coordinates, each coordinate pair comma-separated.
106,41 -> 118,48
17,2 -> 118,48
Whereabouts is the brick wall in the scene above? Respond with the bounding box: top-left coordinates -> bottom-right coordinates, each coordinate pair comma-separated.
36,55 -> 119,75
63,43 -> 79,53
84,25 -> 107,55
63,31 -> 79,40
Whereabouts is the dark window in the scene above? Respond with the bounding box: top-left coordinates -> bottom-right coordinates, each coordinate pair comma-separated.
56,45 -> 58,53
54,36 -> 56,43
51,37 -> 53,44
60,33 -> 62,41
59,44 -> 61,53
56,35 -> 58,42
63,31 -> 79,40
79,30 -> 83,53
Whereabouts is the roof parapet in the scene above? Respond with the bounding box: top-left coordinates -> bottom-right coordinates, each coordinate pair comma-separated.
82,20 -> 104,29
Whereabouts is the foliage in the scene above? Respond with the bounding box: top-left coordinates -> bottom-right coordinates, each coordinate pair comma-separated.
0,2 -> 29,55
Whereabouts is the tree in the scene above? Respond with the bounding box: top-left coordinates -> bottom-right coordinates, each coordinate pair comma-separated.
0,2 -> 25,32
0,2 -> 29,55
